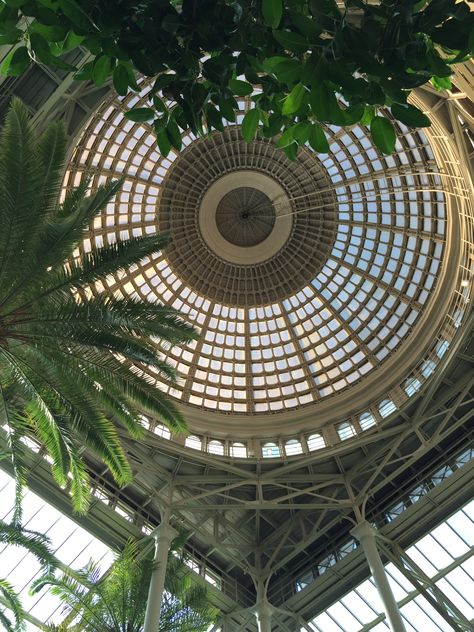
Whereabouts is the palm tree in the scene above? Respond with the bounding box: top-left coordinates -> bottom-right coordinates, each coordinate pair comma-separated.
0,518 -> 58,632
0,99 -> 198,512
33,538 -> 217,632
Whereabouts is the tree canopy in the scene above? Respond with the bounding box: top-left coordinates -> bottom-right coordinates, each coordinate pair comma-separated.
0,0 -> 472,157
34,538 -> 217,632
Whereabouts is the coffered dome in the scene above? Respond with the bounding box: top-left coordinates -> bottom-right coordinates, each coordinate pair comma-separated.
64,86 -> 467,440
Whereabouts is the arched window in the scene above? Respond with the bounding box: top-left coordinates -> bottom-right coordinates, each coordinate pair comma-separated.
379,398 -> 397,418
337,422 -> 356,441
262,442 -> 280,458
359,411 -> 376,430
436,339 -> 449,358
230,442 -> 247,458
285,439 -> 303,456
185,435 -> 202,450
307,433 -> 325,451
154,423 -> 171,439
421,358 -> 436,379
208,440 -> 224,455
404,376 -> 422,397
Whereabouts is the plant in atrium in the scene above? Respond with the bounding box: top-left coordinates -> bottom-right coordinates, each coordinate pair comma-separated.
0,99 -> 198,513
0,0 -> 472,156
0,517 -> 57,632
33,538 -> 218,632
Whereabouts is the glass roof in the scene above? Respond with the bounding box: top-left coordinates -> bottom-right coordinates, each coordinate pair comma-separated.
306,498 -> 474,632
64,82 -> 453,427
0,469 -> 113,630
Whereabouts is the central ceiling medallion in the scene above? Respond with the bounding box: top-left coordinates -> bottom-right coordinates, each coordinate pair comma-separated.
215,187 -> 275,247
158,127 -> 338,306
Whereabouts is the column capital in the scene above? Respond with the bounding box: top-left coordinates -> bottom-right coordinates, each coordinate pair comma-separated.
350,519 -> 377,542
151,521 -> 178,544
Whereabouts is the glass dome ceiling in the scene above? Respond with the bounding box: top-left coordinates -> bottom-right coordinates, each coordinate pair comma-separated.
64,85 -> 455,436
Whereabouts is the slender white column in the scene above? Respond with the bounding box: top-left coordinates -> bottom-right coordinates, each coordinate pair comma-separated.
351,521 -> 407,632
255,599 -> 273,632
143,521 -> 178,632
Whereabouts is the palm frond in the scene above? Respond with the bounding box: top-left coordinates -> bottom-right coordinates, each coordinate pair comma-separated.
0,99 -> 197,513
35,538 -> 217,632
0,99 -> 44,298
0,577 -> 24,632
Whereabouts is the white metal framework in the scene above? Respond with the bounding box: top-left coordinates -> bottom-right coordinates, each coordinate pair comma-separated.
0,44 -> 473,632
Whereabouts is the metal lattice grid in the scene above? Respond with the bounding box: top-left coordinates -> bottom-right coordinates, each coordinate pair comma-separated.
62,82 -> 472,445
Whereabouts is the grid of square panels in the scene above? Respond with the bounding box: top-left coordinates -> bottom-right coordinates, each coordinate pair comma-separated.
65,85 -> 447,415
307,499 -> 474,632
0,470 -> 113,630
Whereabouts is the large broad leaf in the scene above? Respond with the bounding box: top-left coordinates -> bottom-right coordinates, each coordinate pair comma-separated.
124,108 -> 155,122
309,82 -> 344,124
391,103 -> 431,128
262,0 -> 283,28
113,64 -> 129,96
58,0 -> 96,31
370,116 -> 396,154
229,78 -> 253,96
241,108 -> 260,141
282,83 -> 306,115
273,29 -> 308,53
1,46 -> 30,76
92,55 -> 111,86
308,124 -> 329,153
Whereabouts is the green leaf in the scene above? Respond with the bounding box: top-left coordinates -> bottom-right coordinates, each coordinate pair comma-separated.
241,108 -> 260,141
283,141 -> 298,160
273,29 -> 308,53
263,56 -> 290,71
262,0 -> 283,28
218,97 -> 237,122
342,103 -> 364,125
113,64 -> 129,96
391,103 -> 431,128
229,78 -> 253,96
123,62 -> 139,91
308,123 -> 329,153
92,55 -> 111,86
124,108 -> 155,123
156,128 -> 171,157
309,82 -> 343,124
360,106 -> 375,126
370,116 -> 396,154
431,75 -> 452,90
292,121 -> 311,143
29,32 -> 53,64
61,30 -> 84,53
153,95 -> 167,113
267,58 -> 302,84
277,126 -> 296,148
1,46 -> 30,76
167,119 -> 182,150
282,82 -> 307,115
59,0 -> 96,31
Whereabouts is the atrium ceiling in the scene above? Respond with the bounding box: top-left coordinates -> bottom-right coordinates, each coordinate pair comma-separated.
0,43 -> 472,632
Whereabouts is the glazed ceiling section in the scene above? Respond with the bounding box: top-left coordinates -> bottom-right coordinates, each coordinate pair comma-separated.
65,88 -> 447,417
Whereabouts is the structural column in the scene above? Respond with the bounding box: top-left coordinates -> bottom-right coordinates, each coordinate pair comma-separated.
351,521 -> 407,632
143,520 -> 178,632
255,599 -> 273,632
255,578 -> 273,632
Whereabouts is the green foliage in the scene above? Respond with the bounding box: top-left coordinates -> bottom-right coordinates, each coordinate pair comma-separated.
0,100 -> 198,513
0,0 -> 472,155
34,538 -> 218,632
0,519 -> 58,632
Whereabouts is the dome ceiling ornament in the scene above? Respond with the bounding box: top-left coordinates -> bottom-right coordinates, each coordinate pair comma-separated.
64,89 -> 469,441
